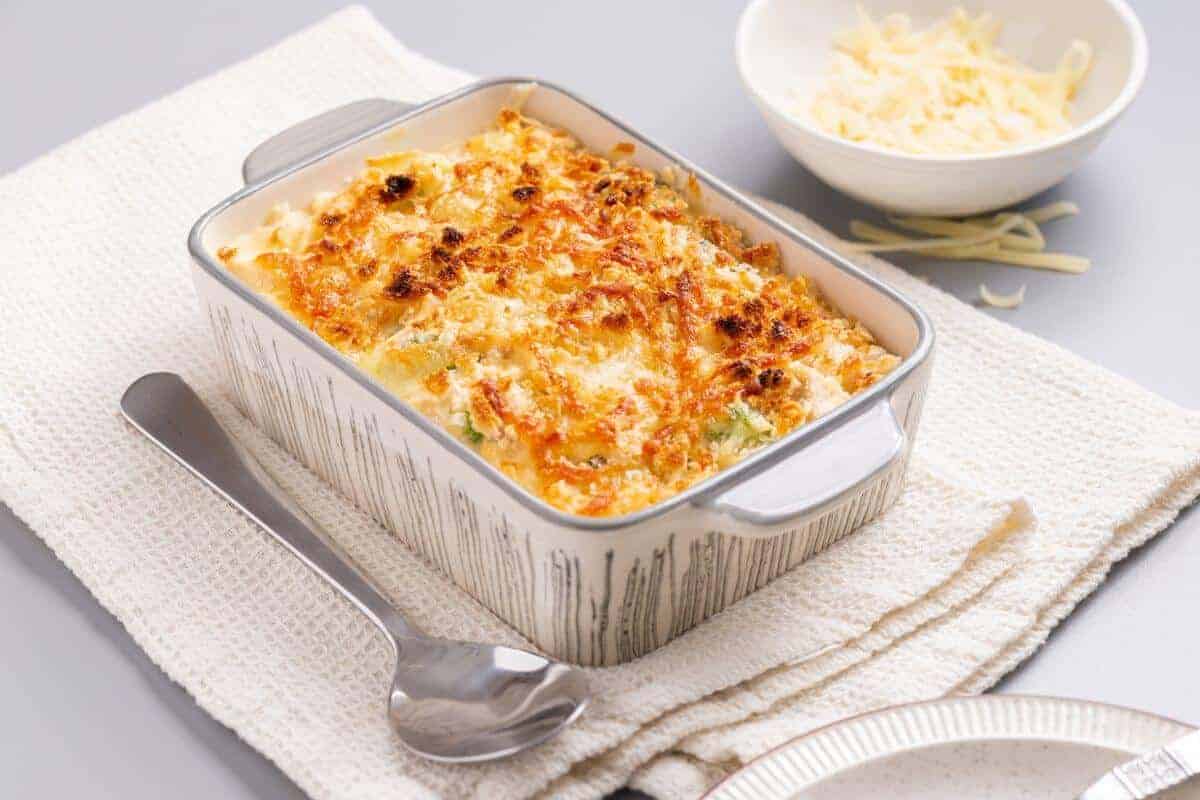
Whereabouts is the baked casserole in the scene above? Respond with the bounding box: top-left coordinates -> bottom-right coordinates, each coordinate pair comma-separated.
218,109 -> 899,516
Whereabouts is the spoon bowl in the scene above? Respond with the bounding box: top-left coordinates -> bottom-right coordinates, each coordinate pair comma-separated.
388,639 -> 590,762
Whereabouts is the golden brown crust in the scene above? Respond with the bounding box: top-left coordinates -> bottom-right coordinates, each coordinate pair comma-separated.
219,110 -> 899,516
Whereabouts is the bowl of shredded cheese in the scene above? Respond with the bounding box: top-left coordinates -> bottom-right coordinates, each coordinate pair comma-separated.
736,0 -> 1147,215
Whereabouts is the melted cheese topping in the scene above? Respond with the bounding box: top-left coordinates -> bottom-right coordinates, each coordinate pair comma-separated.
809,6 -> 1093,155
219,110 -> 899,516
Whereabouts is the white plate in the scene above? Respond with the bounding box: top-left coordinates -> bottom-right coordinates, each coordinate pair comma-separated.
706,696 -> 1198,800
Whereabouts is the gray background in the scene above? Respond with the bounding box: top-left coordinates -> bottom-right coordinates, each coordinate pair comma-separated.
1,1 -> 1196,797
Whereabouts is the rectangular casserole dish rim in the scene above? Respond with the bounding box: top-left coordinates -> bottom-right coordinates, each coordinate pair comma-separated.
187,76 -> 934,534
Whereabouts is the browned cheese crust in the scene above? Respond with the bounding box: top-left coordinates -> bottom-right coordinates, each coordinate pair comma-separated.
219,109 -> 899,516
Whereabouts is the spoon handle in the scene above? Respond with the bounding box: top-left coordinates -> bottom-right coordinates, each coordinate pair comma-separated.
120,372 -> 417,649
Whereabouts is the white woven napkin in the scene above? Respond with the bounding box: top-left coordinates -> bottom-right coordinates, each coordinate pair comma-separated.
1,8 -> 1198,799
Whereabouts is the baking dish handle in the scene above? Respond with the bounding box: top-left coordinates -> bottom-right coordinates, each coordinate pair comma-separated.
695,399 -> 906,532
242,98 -> 415,185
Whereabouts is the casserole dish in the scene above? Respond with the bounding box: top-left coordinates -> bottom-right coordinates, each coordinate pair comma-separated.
188,79 -> 934,666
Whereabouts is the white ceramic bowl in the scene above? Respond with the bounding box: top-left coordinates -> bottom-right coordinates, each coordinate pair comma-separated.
736,0 -> 1148,216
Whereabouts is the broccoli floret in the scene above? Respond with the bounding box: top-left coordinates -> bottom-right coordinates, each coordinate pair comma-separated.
705,402 -> 773,447
462,412 -> 484,444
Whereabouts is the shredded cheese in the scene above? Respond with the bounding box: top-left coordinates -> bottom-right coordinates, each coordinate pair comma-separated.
847,213 -> 1031,254
845,201 -> 1090,273
979,283 -> 1026,308
808,6 -> 1093,154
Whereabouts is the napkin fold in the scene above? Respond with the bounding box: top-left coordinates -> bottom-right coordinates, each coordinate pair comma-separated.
1,8 -> 1198,800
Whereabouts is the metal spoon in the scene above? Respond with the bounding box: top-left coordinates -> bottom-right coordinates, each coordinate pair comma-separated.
120,372 -> 590,763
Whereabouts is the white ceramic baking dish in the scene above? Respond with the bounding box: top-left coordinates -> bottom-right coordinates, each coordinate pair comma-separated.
188,79 -> 934,666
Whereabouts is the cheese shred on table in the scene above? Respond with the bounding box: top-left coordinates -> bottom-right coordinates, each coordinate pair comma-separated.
809,6 -> 1093,154
218,109 -> 899,516
845,201 -> 1090,274
979,283 -> 1026,308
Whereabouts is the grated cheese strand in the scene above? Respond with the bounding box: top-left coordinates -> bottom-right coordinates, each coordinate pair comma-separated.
967,201 -> 1080,228
979,283 -> 1027,308
845,214 -> 1029,254
849,221 -> 1002,260
1005,200 -> 1079,225
977,250 -> 1090,273
888,214 -> 1044,252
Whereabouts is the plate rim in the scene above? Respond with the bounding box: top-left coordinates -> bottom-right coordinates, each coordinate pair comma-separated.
703,694 -> 1197,799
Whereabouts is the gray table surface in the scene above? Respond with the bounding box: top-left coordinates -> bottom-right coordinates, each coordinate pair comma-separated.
1,1 -> 1197,797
